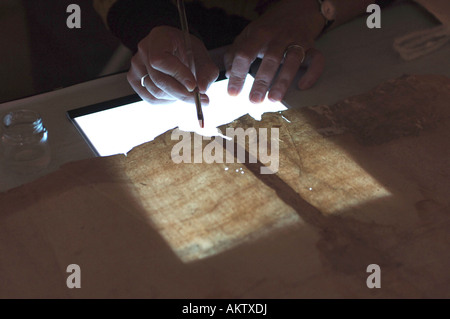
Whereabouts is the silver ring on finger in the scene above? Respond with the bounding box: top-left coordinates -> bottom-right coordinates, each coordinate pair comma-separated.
141,74 -> 150,87
283,44 -> 306,64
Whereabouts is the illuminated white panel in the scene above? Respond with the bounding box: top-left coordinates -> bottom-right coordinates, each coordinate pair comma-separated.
73,75 -> 287,156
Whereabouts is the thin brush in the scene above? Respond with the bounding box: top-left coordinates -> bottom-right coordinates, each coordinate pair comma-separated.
176,0 -> 204,128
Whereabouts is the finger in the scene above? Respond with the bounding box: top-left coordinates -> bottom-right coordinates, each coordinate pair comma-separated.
128,74 -> 174,105
127,60 -> 175,104
149,68 -> 194,100
196,63 -> 219,94
249,42 -> 286,103
147,51 -> 197,92
227,33 -> 266,96
178,92 -> 210,106
227,52 -> 254,96
128,61 -> 209,105
268,45 -> 306,102
297,48 -> 325,90
149,72 -> 210,105
141,72 -> 175,100
224,48 -> 234,78
195,54 -> 220,93
131,72 -> 207,105
224,36 -> 245,78
128,53 -> 149,88
130,74 -> 208,106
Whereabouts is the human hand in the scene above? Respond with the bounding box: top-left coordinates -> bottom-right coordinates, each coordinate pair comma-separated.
225,0 -> 326,103
128,26 -> 219,105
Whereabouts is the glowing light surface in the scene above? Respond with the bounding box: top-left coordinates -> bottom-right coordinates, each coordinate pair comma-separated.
74,75 -> 287,156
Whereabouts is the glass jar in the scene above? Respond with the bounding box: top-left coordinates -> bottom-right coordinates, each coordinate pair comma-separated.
1,109 -> 51,174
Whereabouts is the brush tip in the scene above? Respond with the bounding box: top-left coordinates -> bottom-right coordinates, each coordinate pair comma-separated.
199,119 -> 204,128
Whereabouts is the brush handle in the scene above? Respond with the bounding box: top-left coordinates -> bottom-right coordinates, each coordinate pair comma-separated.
177,0 -> 197,78
176,0 -> 204,127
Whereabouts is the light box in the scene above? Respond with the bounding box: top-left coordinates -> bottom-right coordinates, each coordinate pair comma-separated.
67,74 -> 287,156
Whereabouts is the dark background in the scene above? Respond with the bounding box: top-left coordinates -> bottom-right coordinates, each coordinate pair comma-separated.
0,0 -> 130,104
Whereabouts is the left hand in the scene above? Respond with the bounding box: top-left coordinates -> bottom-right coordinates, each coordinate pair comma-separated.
224,0 -> 325,103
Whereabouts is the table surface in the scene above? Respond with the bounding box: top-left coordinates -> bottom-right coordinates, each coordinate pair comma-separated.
0,1 -> 450,300
1,1 -> 448,193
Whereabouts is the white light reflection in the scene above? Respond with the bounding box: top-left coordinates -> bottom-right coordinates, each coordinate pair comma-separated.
73,75 -> 287,157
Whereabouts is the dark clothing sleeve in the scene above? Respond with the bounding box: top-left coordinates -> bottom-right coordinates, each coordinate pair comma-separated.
106,0 -> 250,53
105,0 -> 396,53
377,0 -> 395,8
107,0 -> 180,53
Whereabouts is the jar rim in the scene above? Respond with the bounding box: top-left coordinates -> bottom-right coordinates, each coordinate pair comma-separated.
1,109 -> 46,141
2,109 -> 43,129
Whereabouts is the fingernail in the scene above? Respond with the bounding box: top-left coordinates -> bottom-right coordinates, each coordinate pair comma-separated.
228,85 -> 239,96
269,91 -> 282,102
185,80 -> 196,92
250,92 -> 263,103
200,96 -> 209,105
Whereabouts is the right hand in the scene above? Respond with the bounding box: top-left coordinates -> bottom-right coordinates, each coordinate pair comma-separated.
127,26 -> 219,105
